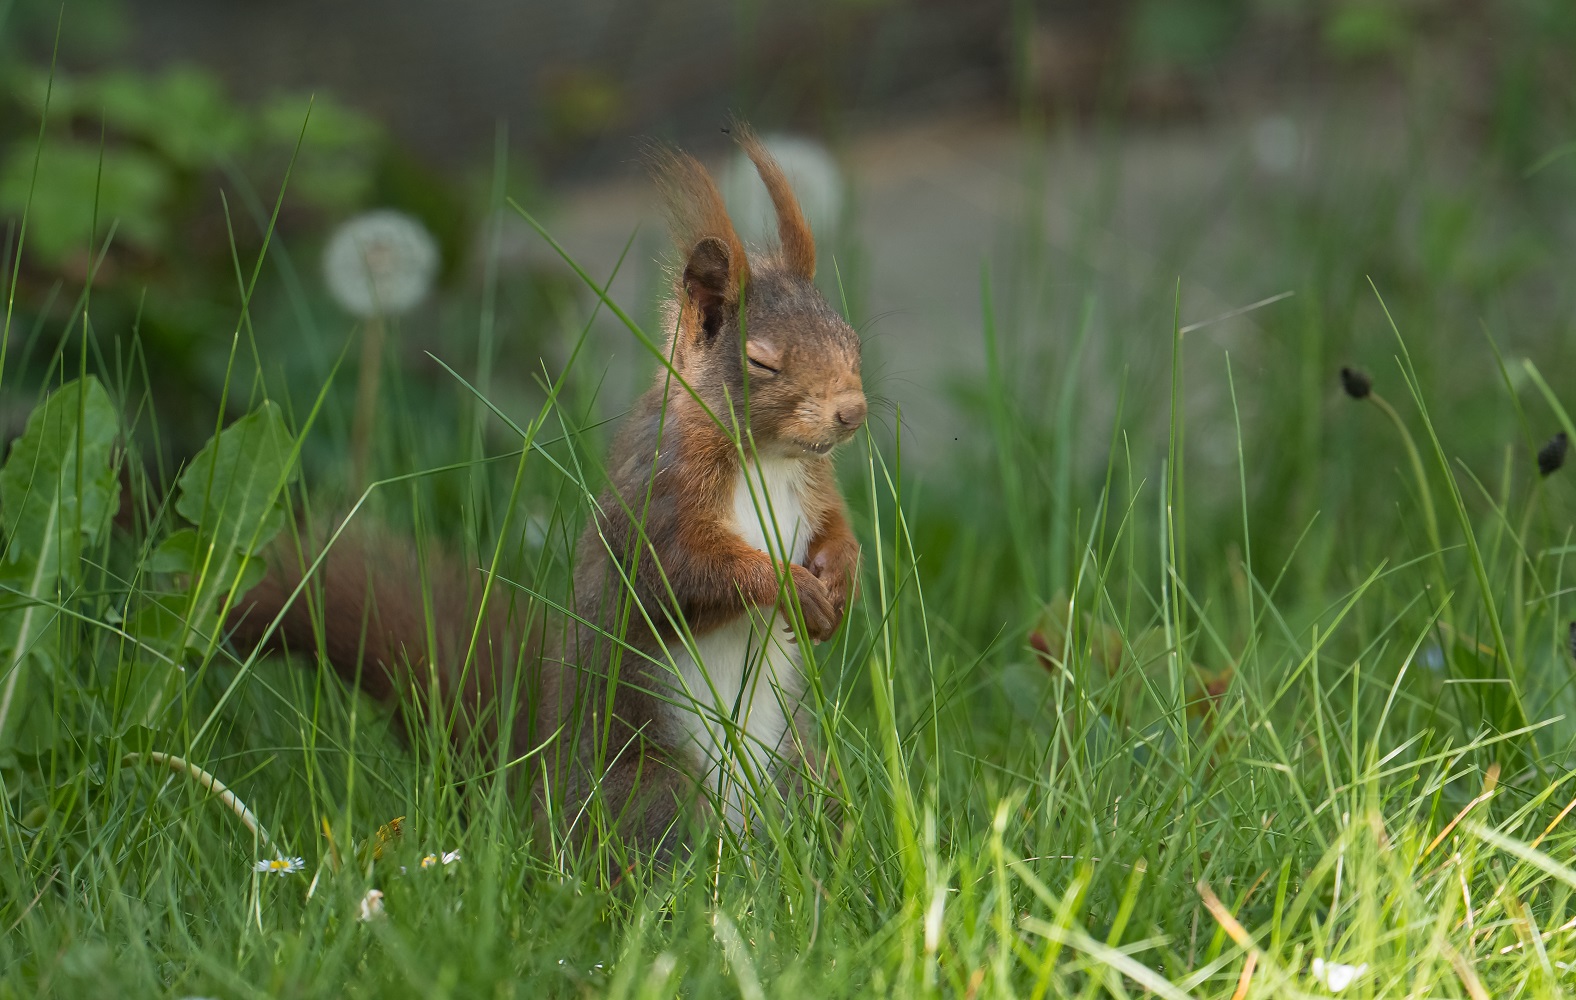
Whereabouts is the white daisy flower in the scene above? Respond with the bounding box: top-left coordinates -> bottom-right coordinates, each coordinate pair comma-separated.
1310,958 -> 1369,993
357,888 -> 385,921
420,849 -> 461,869
253,856 -> 305,877
322,209 -> 439,318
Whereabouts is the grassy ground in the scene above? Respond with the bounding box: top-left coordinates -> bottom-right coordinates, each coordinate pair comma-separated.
6,114 -> 1576,999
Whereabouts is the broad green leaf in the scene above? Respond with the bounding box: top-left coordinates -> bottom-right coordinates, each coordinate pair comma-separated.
14,67 -> 250,167
121,401 -> 296,735
113,652 -> 186,734
138,539 -> 265,653
125,596 -> 194,655
146,528 -> 200,575
0,139 -> 171,267
173,401 -> 294,559
146,528 -> 268,598
158,400 -> 297,655
117,597 -> 192,734
92,67 -> 251,167
0,378 -> 121,576
0,378 -> 120,748
0,580 -> 64,754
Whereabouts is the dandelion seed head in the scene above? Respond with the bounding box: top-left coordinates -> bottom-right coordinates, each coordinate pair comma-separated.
322,209 -> 439,319
1252,115 -> 1302,175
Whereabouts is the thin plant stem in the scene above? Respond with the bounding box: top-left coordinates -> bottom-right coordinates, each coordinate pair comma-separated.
123,751 -> 273,847
1367,391 -> 1443,559
1366,389 -> 1455,634
351,313 -> 387,489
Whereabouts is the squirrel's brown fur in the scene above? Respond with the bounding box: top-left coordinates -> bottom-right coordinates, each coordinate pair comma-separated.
230,124 -> 865,858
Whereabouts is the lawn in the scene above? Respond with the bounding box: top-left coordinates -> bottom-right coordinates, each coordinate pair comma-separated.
6,88 -> 1576,1000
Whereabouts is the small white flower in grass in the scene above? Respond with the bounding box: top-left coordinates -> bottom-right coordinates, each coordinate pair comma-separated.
1310,958 -> 1369,993
420,849 -> 461,869
322,209 -> 439,319
253,856 -> 305,877
923,884 -> 945,954
358,888 -> 385,921
442,850 -> 461,865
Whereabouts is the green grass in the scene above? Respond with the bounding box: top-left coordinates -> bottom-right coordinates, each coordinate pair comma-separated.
7,112 -> 1576,999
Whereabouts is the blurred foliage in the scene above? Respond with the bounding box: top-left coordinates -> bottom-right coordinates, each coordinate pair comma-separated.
2,0 -> 1574,481
1319,2 -> 1414,60
1027,0 -> 1576,161
1128,0 -> 1246,72
1,61 -> 382,279
0,0 -> 128,64
0,376 -> 293,824
0,51 -> 476,458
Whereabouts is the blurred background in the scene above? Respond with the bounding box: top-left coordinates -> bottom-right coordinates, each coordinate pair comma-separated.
3,0 -> 1576,612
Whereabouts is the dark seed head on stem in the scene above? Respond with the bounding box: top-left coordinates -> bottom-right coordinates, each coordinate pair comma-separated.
1340,366 -> 1373,400
1538,432 -> 1568,477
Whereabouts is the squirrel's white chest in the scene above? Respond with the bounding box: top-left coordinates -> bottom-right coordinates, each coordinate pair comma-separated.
728,456 -> 811,564
667,457 -> 812,831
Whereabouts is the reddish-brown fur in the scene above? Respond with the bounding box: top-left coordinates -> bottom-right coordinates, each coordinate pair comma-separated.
735,122 -> 816,281
230,127 -> 865,859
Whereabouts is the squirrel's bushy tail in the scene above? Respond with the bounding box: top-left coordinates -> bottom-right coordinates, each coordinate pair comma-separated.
226,524 -> 539,752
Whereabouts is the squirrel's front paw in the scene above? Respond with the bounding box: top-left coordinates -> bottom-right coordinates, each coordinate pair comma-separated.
808,541 -> 860,629
787,564 -> 838,642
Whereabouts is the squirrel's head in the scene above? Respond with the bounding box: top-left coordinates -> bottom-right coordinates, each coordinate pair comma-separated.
654,125 -> 865,460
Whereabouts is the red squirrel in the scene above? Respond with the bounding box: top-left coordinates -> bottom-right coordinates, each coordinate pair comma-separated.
231,125 -> 865,857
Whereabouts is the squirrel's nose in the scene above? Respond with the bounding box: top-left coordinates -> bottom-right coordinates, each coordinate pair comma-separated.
835,398 -> 867,430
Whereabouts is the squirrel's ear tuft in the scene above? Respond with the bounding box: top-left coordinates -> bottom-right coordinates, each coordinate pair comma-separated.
648,144 -> 749,300
733,122 -> 816,281
682,236 -> 734,342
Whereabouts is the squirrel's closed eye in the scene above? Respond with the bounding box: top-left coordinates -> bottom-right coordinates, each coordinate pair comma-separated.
745,341 -> 782,375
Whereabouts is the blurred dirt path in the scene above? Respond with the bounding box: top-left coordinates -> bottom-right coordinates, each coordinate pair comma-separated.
507,105 -> 1405,469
